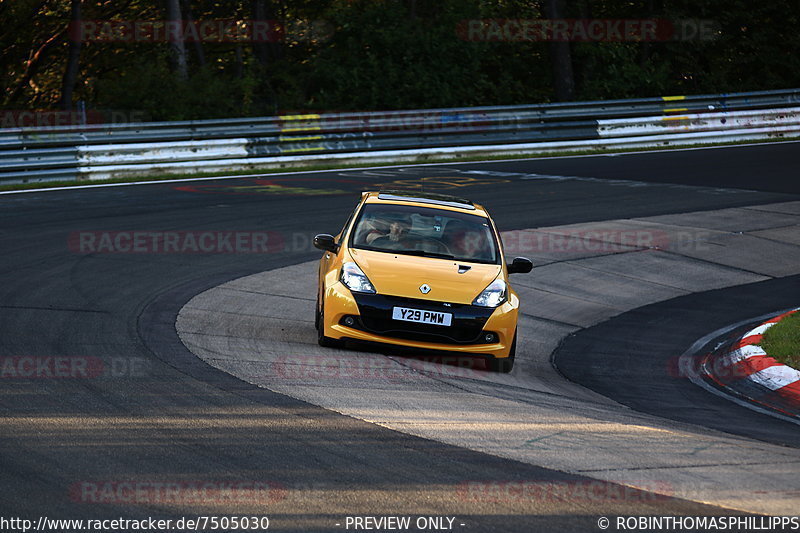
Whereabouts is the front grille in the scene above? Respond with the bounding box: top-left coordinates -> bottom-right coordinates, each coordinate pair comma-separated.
351,294 -> 494,345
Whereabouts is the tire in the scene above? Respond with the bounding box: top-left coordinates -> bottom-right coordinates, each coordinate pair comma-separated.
488,332 -> 516,373
316,299 -> 343,348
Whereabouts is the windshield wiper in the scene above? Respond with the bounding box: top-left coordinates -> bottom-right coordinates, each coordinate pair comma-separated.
398,250 -> 456,260
356,245 -> 464,261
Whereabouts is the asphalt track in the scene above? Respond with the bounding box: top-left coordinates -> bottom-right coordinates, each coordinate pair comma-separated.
1,141 -> 799,531
557,276 -> 800,446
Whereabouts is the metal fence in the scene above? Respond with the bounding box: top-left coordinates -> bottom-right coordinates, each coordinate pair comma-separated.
2,88 -> 799,183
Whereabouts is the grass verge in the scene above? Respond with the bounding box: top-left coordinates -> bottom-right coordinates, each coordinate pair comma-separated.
759,311 -> 800,370
2,136 -> 799,194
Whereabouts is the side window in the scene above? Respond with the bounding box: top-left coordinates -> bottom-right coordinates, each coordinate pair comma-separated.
336,201 -> 361,243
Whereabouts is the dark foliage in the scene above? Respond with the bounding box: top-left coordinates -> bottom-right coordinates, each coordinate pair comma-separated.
1,0 -> 798,120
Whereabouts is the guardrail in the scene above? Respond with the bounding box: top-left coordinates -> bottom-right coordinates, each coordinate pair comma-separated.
2,88 -> 799,183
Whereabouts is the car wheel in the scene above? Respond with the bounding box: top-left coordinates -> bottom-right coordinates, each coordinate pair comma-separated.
317,300 -> 343,348
489,332 -> 516,373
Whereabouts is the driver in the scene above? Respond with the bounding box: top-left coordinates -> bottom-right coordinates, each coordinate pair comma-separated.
445,221 -> 487,260
368,213 -> 413,248
459,229 -> 487,259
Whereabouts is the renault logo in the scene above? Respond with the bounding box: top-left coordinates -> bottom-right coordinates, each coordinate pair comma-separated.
419,284 -> 431,294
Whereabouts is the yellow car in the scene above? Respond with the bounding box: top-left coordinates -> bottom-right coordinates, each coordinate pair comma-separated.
313,190 -> 532,372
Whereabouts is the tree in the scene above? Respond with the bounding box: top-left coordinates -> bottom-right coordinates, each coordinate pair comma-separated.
60,0 -> 82,110
165,0 -> 188,80
181,0 -> 205,67
543,0 -> 575,101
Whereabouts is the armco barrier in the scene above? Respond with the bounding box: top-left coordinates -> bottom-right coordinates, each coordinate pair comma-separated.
2,88 -> 799,183
597,107 -> 800,137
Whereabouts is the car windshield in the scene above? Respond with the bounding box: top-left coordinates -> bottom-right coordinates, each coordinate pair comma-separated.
350,203 -> 499,264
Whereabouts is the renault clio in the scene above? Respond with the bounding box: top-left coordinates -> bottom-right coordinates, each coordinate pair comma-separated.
313,191 -> 532,372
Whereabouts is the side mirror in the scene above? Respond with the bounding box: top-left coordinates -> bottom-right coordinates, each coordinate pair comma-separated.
508,257 -> 533,274
314,234 -> 338,253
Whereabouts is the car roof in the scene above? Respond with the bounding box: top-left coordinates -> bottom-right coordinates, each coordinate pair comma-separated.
363,190 -> 489,217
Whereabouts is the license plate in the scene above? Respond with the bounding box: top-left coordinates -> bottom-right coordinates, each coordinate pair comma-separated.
392,306 -> 452,326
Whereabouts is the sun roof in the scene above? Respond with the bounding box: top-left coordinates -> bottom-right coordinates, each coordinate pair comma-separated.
377,190 -> 475,210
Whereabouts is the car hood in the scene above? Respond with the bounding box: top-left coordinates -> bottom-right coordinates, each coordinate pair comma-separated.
349,249 -> 502,304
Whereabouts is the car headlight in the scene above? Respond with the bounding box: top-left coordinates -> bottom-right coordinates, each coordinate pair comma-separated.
340,262 -> 376,294
473,278 -> 507,307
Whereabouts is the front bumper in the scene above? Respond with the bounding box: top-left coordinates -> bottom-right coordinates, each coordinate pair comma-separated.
321,282 -> 518,359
